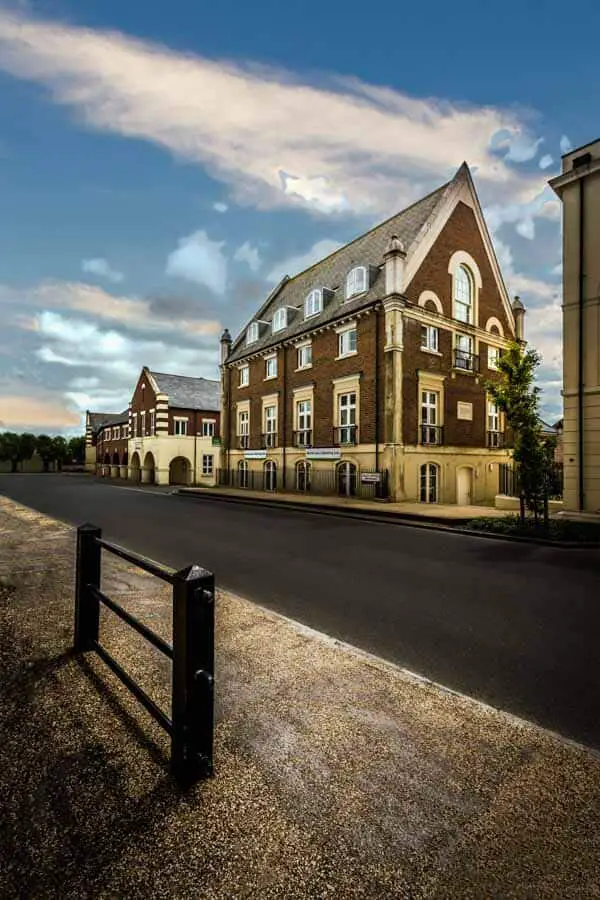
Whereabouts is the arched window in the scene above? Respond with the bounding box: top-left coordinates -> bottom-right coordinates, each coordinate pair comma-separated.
272,308 -> 287,332
337,461 -> 357,497
345,266 -> 367,300
237,459 -> 249,489
304,289 -> 323,318
264,460 -> 277,491
295,460 -> 311,492
420,463 -> 439,503
454,266 -> 473,323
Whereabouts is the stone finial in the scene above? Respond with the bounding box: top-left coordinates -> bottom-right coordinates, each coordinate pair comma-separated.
220,328 -> 232,344
512,296 -> 526,340
384,234 -> 406,257
512,295 -> 525,311
220,328 -> 232,364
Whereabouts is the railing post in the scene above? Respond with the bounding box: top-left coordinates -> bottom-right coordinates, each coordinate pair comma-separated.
171,564 -> 215,787
74,523 -> 102,652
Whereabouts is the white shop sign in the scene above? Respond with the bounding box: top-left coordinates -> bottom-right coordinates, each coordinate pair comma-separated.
306,447 -> 342,460
457,401 -> 473,421
360,473 -> 381,484
244,450 -> 267,460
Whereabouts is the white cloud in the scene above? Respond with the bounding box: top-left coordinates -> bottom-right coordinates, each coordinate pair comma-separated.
537,199 -> 561,221
267,239 -> 343,283
516,219 -> 535,240
0,9 -> 549,221
539,154 -> 554,170
560,135 -> 573,154
81,257 -> 124,283
166,230 -> 227,294
233,241 -> 261,273
552,261 -> 562,277
213,201 -> 228,213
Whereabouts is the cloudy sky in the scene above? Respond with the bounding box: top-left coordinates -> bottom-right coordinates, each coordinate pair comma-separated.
0,0 -> 593,433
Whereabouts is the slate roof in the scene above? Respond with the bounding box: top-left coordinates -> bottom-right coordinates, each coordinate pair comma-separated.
89,411 -> 128,435
227,175 -> 457,363
149,371 -> 220,411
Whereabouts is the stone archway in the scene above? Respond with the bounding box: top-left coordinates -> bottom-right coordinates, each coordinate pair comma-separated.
111,451 -> 120,479
169,456 -> 191,486
120,450 -> 129,480
142,452 -> 156,485
130,452 -> 141,483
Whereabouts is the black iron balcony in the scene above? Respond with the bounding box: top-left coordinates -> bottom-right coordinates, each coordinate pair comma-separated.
334,425 -> 358,445
487,430 -> 506,449
453,349 -> 480,373
420,424 -> 444,446
238,434 -> 249,450
293,429 -> 312,448
262,431 -> 278,448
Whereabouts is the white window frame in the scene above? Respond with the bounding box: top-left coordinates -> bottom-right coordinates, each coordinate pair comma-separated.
246,322 -> 259,344
239,365 -> 249,387
304,289 -> 323,318
345,266 -> 367,300
150,411 -> 155,434
264,459 -> 277,491
455,333 -> 474,370
421,391 -> 438,426
297,343 -> 312,369
488,400 -> 500,433
420,325 -> 439,353
174,417 -> 188,436
238,459 -> 249,488
338,326 -> 357,358
420,462 -> 439,503
265,355 -> 277,379
338,391 -> 357,443
488,346 -> 501,370
264,405 -> 277,444
133,415 -> 138,438
272,308 -> 287,332
453,265 -> 473,324
202,454 -> 214,476
140,412 -> 146,435
238,410 -> 249,437
202,419 -> 216,437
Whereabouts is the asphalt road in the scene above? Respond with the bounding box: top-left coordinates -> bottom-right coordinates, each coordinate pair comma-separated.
2,473 -> 599,749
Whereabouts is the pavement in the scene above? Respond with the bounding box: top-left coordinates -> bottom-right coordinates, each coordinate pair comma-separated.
2,493 -> 600,898
1,473 -> 600,751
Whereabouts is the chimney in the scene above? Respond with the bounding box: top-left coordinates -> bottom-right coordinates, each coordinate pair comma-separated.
220,328 -> 232,364
512,296 -> 526,341
383,235 -> 407,296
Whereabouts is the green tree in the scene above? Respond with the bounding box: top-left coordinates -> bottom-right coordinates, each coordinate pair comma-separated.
67,436 -> 85,465
0,432 -> 37,473
486,342 -> 548,523
51,436 -> 68,471
35,434 -> 55,472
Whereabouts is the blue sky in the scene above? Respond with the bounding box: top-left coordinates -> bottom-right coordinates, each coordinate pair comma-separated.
0,0 -> 594,432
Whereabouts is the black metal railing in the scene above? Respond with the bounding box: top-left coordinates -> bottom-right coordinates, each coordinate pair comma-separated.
487,430 -> 506,449
334,425 -> 358,445
216,467 -> 388,500
293,429 -> 312,447
262,432 -> 278,448
499,463 -> 563,500
74,524 -> 214,787
420,424 -> 444,446
238,434 -> 249,449
453,349 -> 480,373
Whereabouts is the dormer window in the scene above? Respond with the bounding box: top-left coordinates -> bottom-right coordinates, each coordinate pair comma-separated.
272,308 -> 287,332
247,322 -> 259,344
304,289 -> 323,318
345,266 -> 368,300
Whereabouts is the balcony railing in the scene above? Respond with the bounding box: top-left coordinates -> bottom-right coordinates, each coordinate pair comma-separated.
293,429 -> 312,448
334,425 -> 358,445
238,434 -> 249,450
453,349 -> 480,373
420,424 -> 444,446
487,430 -> 506,449
262,431 -> 278,448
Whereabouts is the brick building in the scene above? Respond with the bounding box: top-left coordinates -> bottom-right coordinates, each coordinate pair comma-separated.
220,163 -> 523,505
89,367 -> 221,486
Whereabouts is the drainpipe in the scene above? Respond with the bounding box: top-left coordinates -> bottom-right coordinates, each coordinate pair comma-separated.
578,175 -> 585,511
375,306 -> 380,488
282,344 -> 287,489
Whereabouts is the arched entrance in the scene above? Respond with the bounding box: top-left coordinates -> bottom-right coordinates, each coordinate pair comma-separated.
263,460 -> 277,491
295,460 -> 311,492
456,466 -> 473,506
130,452 -> 141,483
420,463 -> 440,503
169,456 -> 191,486
337,461 -> 357,497
142,451 -> 156,485
237,460 -> 249,488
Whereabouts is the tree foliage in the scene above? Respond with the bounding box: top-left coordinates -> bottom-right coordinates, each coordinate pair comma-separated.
0,432 -> 37,472
0,431 -> 85,472
485,342 -> 549,521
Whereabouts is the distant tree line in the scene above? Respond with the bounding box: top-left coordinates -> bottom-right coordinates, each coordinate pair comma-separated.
0,432 -> 85,473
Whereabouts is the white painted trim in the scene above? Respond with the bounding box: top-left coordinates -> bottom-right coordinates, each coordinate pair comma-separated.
417,290 -> 444,315
447,250 -> 483,289
332,373 -> 362,386
485,316 -> 505,337
335,320 -> 356,334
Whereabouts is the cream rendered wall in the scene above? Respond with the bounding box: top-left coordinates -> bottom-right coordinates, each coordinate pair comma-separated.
128,435 -> 219,485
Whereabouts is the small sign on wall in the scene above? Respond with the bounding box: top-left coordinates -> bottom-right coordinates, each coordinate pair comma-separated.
457,401 -> 473,421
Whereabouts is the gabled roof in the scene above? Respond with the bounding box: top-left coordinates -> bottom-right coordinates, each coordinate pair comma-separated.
148,371 -> 220,411
89,411 -> 128,434
227,180 -> 452,363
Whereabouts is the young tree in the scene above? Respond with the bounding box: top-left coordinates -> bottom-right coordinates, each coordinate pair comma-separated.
486,342 -> 548,523
51,436 -> 68,471
35,434 -> 55,472
67,436 -> 85,465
